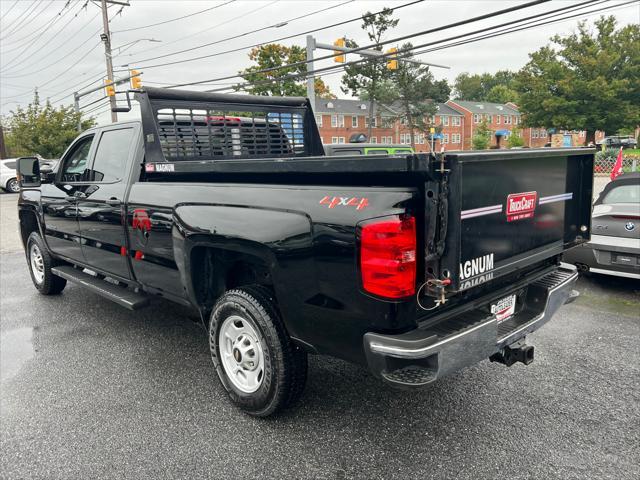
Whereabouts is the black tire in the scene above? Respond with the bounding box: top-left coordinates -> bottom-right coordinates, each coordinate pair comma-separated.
26,232 -> 67,295
209,285 -> 307,417
6,178 -> 20,193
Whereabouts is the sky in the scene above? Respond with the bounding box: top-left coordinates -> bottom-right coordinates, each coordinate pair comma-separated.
1,0 -> 638,124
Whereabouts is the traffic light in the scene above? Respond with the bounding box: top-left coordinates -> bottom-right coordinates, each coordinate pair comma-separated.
130,70 -> 142,89
333,38 -> 345,63
104,79 -> 115,97
386,47 -> 398,70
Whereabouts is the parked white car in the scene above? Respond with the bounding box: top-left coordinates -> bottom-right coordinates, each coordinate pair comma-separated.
0,158 -> 20,193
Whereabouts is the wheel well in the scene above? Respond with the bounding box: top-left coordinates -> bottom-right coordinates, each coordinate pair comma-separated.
190,246 -> 274,310
19,209 -> 39,247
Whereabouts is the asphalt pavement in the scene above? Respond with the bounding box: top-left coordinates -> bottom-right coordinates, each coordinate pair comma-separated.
1,191 -> 639,480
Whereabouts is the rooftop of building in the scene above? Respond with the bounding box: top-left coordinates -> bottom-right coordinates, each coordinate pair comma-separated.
447,100 -> 520,115
314,98 -> 464,116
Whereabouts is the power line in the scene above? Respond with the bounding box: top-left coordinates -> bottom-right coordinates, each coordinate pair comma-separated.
2,6 -> 99,75
80,95 -> 107,110
122,0 -> 354,64
0,0 -> 21,21
2,26 -> 102,79
0,0 -> 50,41
123,0 -> 424,68
1,0 -> 77,48
0,0 -> 39,37
165,0 -> 553,88
208,0 -> 611,94
407,0 -> 627,58
112,0 -> 236,33
1,1 -> 81,71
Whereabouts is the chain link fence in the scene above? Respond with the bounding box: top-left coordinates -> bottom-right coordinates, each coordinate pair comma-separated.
594,149 -> 639,176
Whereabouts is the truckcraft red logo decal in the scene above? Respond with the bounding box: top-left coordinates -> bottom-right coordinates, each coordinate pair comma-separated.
319,196 -> 369,210
506,191 -> 538,222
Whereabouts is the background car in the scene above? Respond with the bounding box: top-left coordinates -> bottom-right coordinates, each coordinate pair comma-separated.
323,143 -> 415,156
563,172 -> 640,279
596,136 -> 638,149
0,158 -> 19,193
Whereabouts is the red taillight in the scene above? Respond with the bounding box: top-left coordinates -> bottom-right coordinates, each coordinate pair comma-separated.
359,215 -> 416,299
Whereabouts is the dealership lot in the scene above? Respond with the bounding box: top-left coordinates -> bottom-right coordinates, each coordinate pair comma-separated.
1,192 -> 639,479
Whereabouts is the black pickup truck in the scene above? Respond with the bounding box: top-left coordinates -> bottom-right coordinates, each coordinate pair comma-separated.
17,88 -> 593,416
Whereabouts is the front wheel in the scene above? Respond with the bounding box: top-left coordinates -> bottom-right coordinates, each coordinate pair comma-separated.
209,285 -> 307,417
6,178 -> 20,193
26,232 -> 67,295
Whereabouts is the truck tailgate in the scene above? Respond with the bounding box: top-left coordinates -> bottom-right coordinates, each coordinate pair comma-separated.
436,148 -> 593,292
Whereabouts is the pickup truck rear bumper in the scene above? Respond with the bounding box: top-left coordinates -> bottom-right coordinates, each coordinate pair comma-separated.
363,264 -> 579,388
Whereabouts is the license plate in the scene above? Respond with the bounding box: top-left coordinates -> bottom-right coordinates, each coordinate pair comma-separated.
491,294 -> 516,323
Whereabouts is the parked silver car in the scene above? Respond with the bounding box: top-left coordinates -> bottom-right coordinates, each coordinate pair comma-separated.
564,173 -> 640,279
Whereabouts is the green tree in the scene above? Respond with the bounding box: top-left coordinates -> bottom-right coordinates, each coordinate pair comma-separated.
238,44 -> 334,98
471,119 -> 491,150
341,8 -> 398,138
5,92 -> 95,158
486,84 -> 520,104
453,70 -> 517,101
507,126 -> 525,148
515,16 -> 640,143
388,42 -> 450,149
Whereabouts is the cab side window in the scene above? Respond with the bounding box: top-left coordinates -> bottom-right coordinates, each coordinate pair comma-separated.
60,135 -> 94,183
89,128 -> 134,182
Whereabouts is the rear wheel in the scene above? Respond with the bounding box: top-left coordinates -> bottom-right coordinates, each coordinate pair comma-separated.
6,178 -> 20,193
209,285 -> 307,417
26,232 -> 67,295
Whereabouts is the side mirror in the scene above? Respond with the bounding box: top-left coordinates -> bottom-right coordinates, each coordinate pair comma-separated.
17,157 -> 41,188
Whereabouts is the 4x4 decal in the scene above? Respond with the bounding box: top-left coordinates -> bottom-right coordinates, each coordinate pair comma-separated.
319,196 -> 369,210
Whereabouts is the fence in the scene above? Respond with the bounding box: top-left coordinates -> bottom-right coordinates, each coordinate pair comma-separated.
593,150 -> 639,176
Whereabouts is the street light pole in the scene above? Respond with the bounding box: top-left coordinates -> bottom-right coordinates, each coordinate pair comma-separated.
100,0 -> 117,123
306,35 -> 315,112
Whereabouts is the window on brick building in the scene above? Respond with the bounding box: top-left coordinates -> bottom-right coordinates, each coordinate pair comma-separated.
351,116 -> 358,128
331,115 -> 337,127
443,134 -> 449,144
473,114 -> 481,124
532,130 -> 539,138
496,115 -> 501,124
442,115 -> 449,126
452,116 -> 461,126
316,114 -> 323,127
331,137 -> 339,144
370,137 -> 377,143
452,133 -> 461,144
485,114 -> 492,124
338,137 -> 345,144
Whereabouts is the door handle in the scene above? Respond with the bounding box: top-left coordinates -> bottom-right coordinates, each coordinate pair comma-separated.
106,197 -> 121,206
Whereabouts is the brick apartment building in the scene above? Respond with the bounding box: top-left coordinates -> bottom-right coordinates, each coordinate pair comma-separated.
315,98 -> 597,151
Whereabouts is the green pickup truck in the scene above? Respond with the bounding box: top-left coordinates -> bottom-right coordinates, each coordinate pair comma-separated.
323,143 -> 415,156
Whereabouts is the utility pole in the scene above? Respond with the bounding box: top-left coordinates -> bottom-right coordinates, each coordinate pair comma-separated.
306,35 -> 315,113
100,0 -> 117,122
0,124 -> 7,160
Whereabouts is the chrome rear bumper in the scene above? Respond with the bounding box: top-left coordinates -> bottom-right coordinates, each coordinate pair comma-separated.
363,265 -> 579,387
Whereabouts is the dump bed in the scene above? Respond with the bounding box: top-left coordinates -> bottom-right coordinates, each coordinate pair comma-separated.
133,87 -> 593,299
434,149 -> 593,294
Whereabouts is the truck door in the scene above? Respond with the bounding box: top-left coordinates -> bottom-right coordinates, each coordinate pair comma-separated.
76,125 -> 138,280
41,134 -> 96,263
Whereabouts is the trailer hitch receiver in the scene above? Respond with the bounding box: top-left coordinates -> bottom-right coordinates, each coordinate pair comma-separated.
490,341 -> 534,367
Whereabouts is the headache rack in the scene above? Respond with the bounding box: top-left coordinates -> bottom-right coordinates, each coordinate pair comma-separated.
136,87 -> 324,164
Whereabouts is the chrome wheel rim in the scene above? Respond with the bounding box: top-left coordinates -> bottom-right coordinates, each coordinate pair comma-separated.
218,315 -> 264,393
30,244 -> 45,284
8,179 -> 20,193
